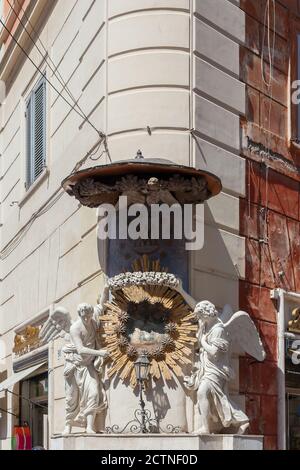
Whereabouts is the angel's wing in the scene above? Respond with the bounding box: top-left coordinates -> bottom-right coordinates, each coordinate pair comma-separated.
223,311 -> 266,361
39,307 -> 72,344
219,304 -> 234,324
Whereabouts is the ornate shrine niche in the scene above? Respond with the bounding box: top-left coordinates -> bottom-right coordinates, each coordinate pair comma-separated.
100,256 -> 197,388
62,155 -> 222,290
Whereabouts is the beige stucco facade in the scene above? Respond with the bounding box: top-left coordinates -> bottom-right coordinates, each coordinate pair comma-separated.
0,0 -> 246,449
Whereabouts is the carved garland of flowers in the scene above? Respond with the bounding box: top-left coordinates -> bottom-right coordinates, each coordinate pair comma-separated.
71,174 -> 208,208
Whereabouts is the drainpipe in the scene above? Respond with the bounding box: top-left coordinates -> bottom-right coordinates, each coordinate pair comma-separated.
271,288 -> 286,450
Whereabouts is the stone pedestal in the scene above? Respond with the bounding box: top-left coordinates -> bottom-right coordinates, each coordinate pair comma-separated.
104,377 -> 194,434
51,433 -> 263,451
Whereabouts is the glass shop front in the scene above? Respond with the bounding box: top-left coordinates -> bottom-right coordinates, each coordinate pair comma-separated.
285,338 -> 300,450
19,372 -> 48,449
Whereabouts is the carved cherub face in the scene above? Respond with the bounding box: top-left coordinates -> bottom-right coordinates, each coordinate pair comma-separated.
78,303 -> 94,326
147,177 -> 160,191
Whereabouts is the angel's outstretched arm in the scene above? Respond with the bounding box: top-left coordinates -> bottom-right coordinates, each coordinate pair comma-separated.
70,324 -> 109,358
174,280 -> 197,309
94,279 -> 110,321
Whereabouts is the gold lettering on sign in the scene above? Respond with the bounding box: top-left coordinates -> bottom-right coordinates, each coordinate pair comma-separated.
13,325 -> 41,356
288,308 -> 300,334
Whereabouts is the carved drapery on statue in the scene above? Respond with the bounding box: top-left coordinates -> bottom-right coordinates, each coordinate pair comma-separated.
177,296 -> 266,435
99,256 -> 197,388
39,304 -> 108,435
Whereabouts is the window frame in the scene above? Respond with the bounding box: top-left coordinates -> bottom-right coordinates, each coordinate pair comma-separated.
25,74 -> 47,191
271,288 -> 300,450
290,18 -> 300,151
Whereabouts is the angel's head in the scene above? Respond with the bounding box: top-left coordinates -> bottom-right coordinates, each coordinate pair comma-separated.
194,301 -> 218,326
78,303 -> 94,326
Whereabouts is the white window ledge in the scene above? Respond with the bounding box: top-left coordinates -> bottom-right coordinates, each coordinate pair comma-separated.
19,167 -> 49,208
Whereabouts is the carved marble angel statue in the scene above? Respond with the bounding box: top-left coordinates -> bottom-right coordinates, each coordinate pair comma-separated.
39,285 -> 110,435
174,283 -> 266,435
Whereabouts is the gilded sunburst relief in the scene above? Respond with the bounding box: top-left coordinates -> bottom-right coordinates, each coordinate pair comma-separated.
99,255 -> 198,388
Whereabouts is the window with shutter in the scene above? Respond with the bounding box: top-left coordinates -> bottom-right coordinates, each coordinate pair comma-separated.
25,76 -> 46,189
25,96 -> 33,187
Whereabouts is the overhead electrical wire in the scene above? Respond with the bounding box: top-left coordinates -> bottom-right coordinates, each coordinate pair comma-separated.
0,18 -> 95,131
258,1 -> 291,297
7,389 -> 48,411
261,0 -> 276,247
0,13 -> 105,141
0,140 -> 104,261
257,0 -> 276,295
14,0 -> 92,118
0,406 -> 18,418
0,134 -> 107,261
0,13 -> 111,167
9,0 -> 111,165
261,0 -> 276,89
0,5 -> 111,259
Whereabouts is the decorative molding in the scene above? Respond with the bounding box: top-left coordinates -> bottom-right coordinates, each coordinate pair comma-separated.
70,174 -> 209,208
12,306 -> 53,363
246,137 -> 300,176
13,325 -> 42,357
108,271 -> 180,291
13,345 -> 48,373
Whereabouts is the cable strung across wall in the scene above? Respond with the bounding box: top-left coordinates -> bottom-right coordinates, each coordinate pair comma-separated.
257,1 -> 296,293
8,0 -> 111,164
261,0 -> 276,88
260,0 -> 276,243
256,0 -> 277,306
0,2 -> 114,259
0,139 -> 105,261
0,20 -> 98,133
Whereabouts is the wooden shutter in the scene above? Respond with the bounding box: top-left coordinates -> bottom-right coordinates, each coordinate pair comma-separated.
33,77 -> 46,181
25,76 -> 46,189
25,96 -> 33,189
